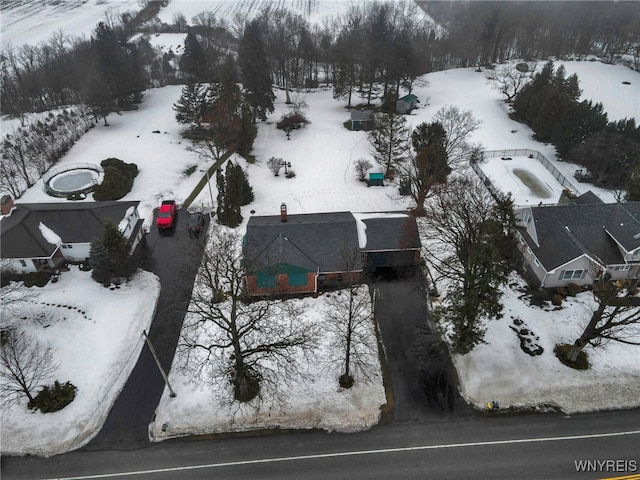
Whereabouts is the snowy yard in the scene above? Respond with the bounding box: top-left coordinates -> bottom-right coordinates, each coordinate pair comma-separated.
2,57 -> 640,455
1,268 -> 160,457
150,286 -> 386,441
453,275 -> 640,414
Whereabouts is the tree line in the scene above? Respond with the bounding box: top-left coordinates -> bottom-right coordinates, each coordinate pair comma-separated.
4,1 -> 638,121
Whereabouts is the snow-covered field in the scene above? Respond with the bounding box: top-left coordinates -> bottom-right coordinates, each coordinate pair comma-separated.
2,26 -> 640,454
1,268 -> 160,456
1,0 -> 142,47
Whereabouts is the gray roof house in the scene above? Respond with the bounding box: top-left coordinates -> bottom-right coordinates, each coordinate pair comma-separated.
517,198 -> 640,288
243,205 -> 420,296
1,199 -> 145,273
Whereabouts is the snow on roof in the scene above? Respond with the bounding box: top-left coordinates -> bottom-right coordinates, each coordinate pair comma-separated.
118,206 -> 136,232
38,221 -> 61,245
352,212 -> 409,249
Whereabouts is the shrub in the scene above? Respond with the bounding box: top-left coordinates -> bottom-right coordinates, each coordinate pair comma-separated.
28,380 -> 77,413
566,282 -> 582,296
276,112 -> 309,130
183,165 -> 197,176
93,158 -> 138,201
551,293 -> 563,306
23,271 -> 51,287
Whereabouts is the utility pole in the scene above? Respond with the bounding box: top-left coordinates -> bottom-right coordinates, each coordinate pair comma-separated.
200,169 -> 215,219
142,330 -> 176,397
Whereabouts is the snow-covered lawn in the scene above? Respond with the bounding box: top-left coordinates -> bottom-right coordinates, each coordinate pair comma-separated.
150,286 -> 385,441
1,268 -> 160,457
453,275 -> 640,414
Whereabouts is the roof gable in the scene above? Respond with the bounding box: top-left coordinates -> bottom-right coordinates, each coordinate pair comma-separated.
1,201 -> 140,259
522,202 -> 640,270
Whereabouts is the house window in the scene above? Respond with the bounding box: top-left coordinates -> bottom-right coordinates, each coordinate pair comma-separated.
61,244 -> 73,249
534,259 -> 540,267
288,273 -> 307,287
615,265 -> 631,271
257,272 -> 276,288
561,270 -> 585,280
20,259 -> 27,267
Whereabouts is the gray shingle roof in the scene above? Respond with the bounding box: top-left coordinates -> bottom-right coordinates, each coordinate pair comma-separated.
360,215 -> 421,251
245,212 -> 360,274
1,201 -> 140,259
350,110 -> 373,121
244,211 -> 422,274
523,202 -> 640,270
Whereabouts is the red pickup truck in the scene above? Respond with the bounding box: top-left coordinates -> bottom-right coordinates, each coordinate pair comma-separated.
156,200 -> 177,230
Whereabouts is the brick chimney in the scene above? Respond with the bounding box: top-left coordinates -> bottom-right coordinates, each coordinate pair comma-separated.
1,195 -> 15,215
280,203 -> 287,222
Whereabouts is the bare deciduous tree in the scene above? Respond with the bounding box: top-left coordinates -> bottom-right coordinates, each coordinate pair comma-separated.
179,227 -> 318,403
433,105 -> 481,168
564,274 -> 640,364
267,156 -> 283,176
1,330 -> 59,405
323,249 -> 378,388
354,158 -> 373,182
485,63 -> 536,103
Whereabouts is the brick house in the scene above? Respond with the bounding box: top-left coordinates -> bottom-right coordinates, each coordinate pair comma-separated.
243,205 -> 421,296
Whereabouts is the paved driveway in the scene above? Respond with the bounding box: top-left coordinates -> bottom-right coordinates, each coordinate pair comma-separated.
373,273 -> 470,424
84,209 -> 208,450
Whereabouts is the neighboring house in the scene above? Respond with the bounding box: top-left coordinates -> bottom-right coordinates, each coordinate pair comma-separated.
243,205 -> 420,296
349,109 -> 373,130
516,197 -> 640,288
396,94 -> 418,114
1,198 -> 145,274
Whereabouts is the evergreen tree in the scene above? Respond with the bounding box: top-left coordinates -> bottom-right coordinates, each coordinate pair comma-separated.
89,238 -> 111,284
216,168 -> 226,222
173,83 -> 207,131
236,103 -> 257,157
102,221 -> 132,279
626,164 -> 640,201
239,19 -> 275,122
370,112 -> 410,178
180,30 -> 207,82
88,22 -> 147,114
221,161 -> 243,227
229,163 -> 254,205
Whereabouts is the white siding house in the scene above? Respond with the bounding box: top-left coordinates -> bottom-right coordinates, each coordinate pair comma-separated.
1,200 -> 144,274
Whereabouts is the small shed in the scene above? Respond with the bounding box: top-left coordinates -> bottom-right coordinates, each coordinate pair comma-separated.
350,109 -> 373,130
396,94 -> 418,114
368,172 -> 384,187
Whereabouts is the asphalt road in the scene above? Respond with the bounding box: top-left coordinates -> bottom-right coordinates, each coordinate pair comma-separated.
82,209 -> 207,450
3,408 -> 638,479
